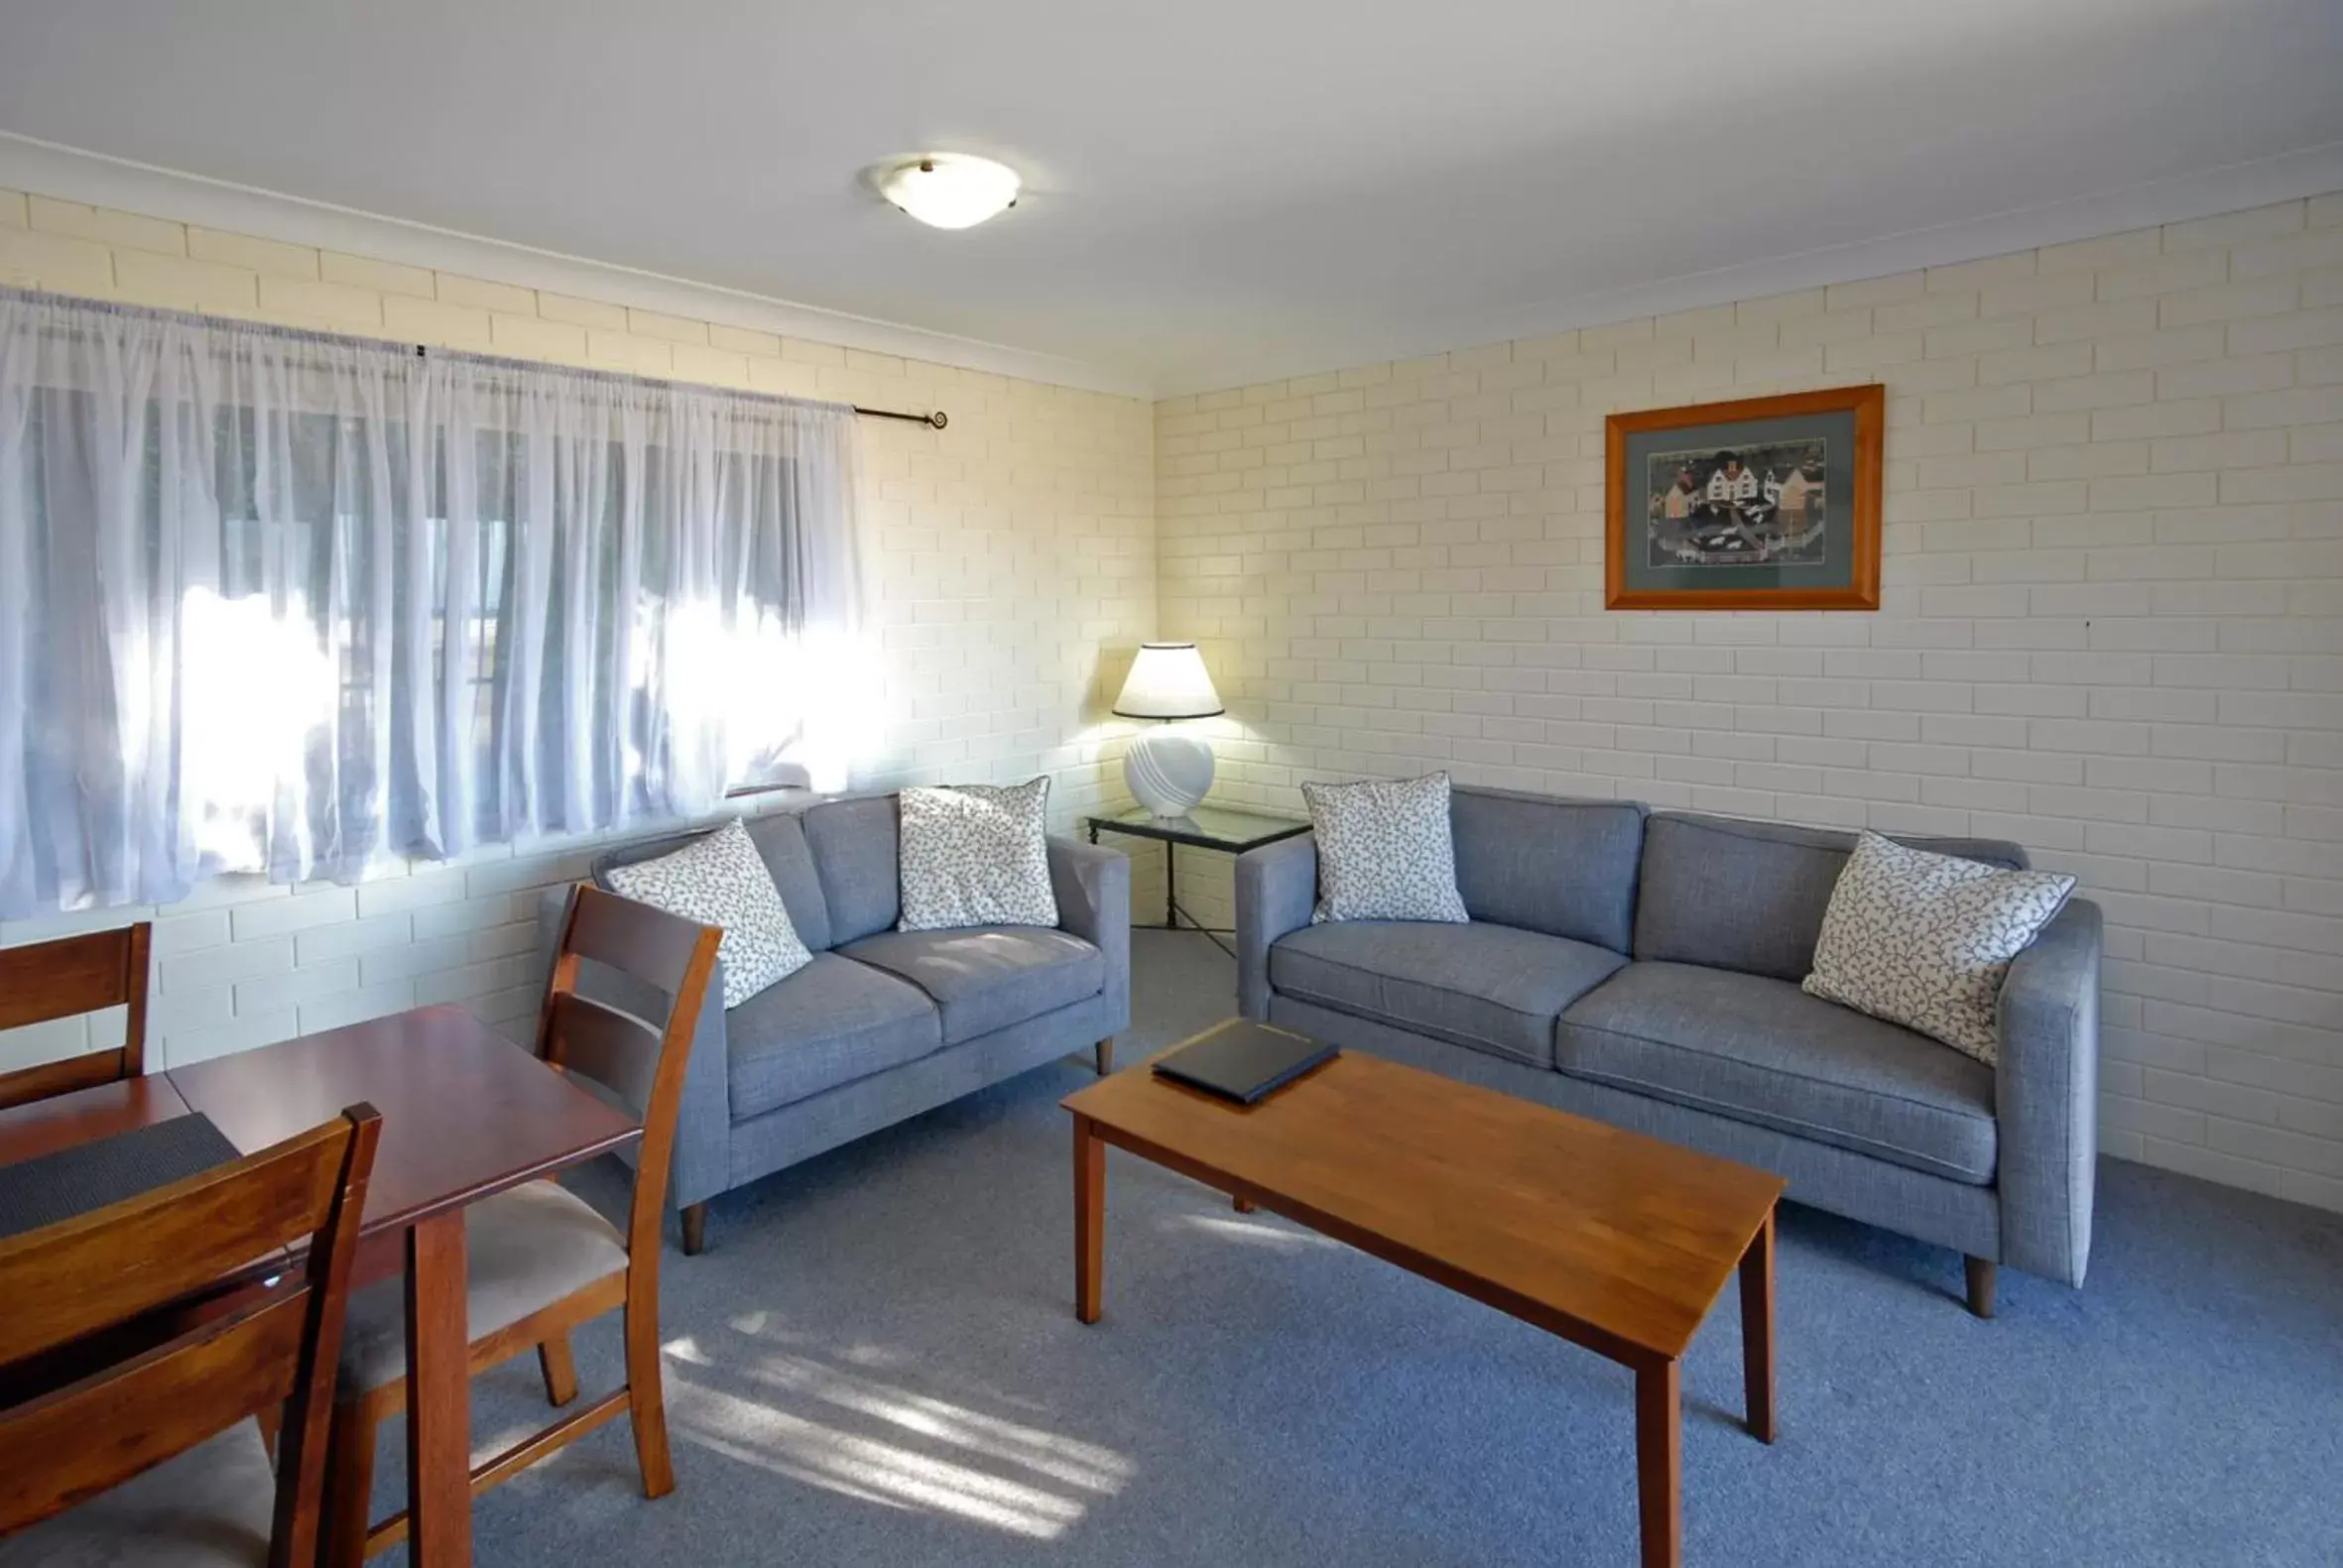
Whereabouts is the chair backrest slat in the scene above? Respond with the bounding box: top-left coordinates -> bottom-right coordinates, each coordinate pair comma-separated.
0,1118 -> 346,1369
542,991 -> 665,1119
560,888 -> 712,993
0,1102 -> 379,1565
538,886 -> 720,1265
0,924 -> 152,1110
0,1290 -> 309,1524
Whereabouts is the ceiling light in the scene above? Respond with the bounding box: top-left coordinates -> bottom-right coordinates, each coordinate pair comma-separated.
871,154 -> 1021,230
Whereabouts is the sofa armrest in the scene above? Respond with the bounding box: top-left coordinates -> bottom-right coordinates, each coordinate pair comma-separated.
533,883 -> 733,1217
1235,831 -> 1317,1021
1048,835 -> 1132,1035
1995,897 -> 2102,1287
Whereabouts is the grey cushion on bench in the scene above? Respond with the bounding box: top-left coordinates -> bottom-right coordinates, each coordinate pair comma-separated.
1270,920 -> 1627,1069
1556,961 -> 1999,1184
727,953 -> 942,1118
841,927 -> 1104,1045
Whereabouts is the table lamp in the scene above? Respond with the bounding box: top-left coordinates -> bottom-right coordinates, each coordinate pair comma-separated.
1113,642 -> 1224,818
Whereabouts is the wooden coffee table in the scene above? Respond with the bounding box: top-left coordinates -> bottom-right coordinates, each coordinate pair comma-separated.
1060,1021 -> 1786,1568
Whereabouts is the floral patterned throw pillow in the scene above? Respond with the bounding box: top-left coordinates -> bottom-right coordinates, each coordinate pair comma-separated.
897,777 -> 1060,931
1803,831 -> 2076,1065
1300,772 -> 1469,924
604,818 -> 810,1009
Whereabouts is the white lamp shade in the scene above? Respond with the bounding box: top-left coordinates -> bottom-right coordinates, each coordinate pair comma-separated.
1113,643 -> 1222,720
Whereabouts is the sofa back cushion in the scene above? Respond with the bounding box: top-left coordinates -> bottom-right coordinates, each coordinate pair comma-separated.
802,794 -> 902,944
1633,812 -> 2029,982
745,811 -> 833,953
1450,787 -> 1645,953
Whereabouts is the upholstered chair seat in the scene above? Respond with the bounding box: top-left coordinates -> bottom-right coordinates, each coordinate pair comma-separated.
335,1181 -> 630,1392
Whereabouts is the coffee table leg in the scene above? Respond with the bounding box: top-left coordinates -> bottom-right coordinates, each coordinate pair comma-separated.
1073,1114 -> 1104,1324
1636,1358 -> 1681,1568
1741,1208 -> 1776,1444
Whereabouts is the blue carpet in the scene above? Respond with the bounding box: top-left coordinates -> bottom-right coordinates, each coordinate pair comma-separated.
396,930 -> 2341,1567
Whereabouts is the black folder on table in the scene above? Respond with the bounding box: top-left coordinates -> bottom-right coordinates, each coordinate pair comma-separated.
1152,1022 -> 1338,1105
0,1114 -> 242,1239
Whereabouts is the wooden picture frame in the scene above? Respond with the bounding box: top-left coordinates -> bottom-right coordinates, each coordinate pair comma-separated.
1605,383 -> 1883,611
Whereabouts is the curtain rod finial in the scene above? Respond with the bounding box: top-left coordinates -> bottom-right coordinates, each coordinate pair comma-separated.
852,406 -> 947,428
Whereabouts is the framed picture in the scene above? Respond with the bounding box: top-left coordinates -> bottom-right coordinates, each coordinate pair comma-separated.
1605,383 -> 1883,610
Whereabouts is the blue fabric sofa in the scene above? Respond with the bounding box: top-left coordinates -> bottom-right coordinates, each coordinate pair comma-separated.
1234,785 -> 2101,1314
539,792 -> 1130,1252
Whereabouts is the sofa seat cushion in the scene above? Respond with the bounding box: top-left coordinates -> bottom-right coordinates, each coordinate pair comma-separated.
839,927 -> 1104,1045
727,953 -> 943,1118
1269,920 -> 1627,1069
1555,961 -> 1998,1183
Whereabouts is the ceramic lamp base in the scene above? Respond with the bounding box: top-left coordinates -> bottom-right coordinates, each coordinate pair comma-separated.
1124,727 -> 1214,818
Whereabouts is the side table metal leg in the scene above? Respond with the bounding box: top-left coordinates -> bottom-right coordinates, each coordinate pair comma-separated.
1164,841 -> 1177,929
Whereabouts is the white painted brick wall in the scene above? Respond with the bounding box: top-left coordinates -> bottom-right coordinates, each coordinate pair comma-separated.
0,188 -> 1156,1070
1159,195 -> 2343,1215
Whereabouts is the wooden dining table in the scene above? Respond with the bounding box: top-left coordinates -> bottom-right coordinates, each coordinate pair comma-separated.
0,1004 -> 642,1568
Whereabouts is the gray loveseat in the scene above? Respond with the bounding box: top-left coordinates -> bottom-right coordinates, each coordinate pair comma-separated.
539,792 -> 1130,1253
1235,785 -> 2100,1314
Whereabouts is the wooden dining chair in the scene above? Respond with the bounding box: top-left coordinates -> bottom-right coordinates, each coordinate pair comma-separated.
0,1102 -> 380,1567
322,884 -> 720,1563
0,923 -> 153,1111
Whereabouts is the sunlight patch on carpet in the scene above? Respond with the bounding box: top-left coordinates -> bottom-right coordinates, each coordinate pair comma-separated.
668,1361 -> 1132,1540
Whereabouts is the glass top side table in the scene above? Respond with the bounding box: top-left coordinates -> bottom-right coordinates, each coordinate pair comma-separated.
1085,804 -> 1310,954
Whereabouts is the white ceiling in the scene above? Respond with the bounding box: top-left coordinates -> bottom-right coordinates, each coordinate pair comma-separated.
2,0 -> 2339,397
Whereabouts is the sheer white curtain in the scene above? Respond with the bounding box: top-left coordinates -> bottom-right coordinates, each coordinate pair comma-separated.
0,290 -> 865,917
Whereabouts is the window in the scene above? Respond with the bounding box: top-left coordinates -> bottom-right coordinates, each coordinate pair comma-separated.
0,290 -> 865,917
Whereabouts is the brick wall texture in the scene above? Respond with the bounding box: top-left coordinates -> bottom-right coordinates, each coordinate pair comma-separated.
1159,195 -> 2343,1213
3,183 -> 2340,1213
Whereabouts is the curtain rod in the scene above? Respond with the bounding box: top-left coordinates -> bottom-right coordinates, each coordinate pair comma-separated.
7,285 -> 954,427
2,287 -> 901,425
854,406 -> 948,428
400,342 -> 942,427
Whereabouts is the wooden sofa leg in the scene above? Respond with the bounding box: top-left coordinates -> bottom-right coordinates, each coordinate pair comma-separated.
1094,1037 -> 1114,1076
680,1202 -> 708,1257
1965,1256 -> 1998,1319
